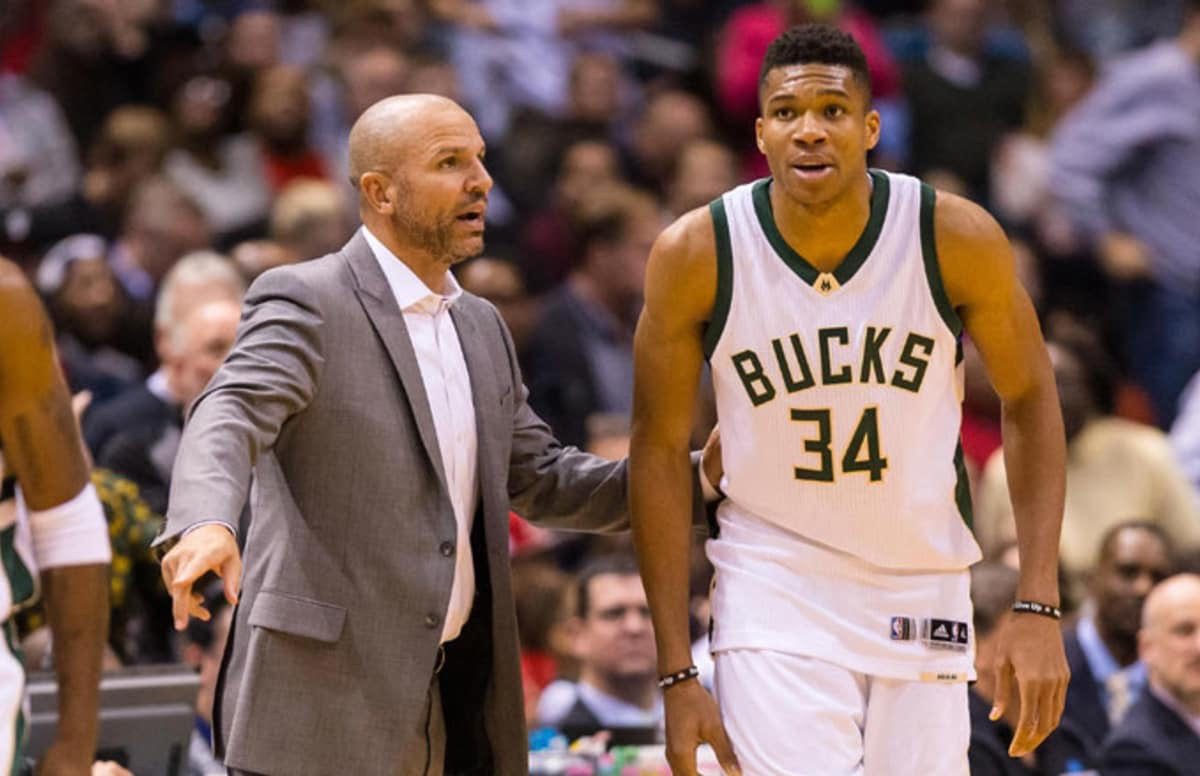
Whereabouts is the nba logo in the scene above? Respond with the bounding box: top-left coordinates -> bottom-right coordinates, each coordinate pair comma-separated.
890,616 -> 913,641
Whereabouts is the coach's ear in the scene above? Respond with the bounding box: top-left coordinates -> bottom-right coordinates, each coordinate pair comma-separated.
360,171 -> 397,216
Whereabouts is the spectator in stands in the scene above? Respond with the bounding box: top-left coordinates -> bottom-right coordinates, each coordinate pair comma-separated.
1060,522 -> 1174,760
6,105 -> 172,252
229,239 -> 296,283
968,561 -> 1094,775
84,253 -> 244,513
1049,0 -> 1200,426
269,179 -> 352,264
902,0 -> 1029,203
36,233 -> 142,403
164,74 -> 272,245
625,89 -> 713,196
247,65 -> 327,193
456,256 -> 538,364
0,65 -> 80,210
109,177 -> 211,305
665,138 -> 740,219
525,184 -> 660,449
511,557 -> 573,727
535,555 -> 661,736
976,331 -> 1200,602
1102,573 -> 1200,774
521,138 -> 624,294
181,584 -> 232,776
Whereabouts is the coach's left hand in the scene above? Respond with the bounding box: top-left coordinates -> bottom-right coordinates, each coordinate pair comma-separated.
988,613 -> 1069,757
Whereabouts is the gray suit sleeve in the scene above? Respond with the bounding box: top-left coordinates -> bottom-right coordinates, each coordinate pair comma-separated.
494,307 -> 714,536
155,268 -> 325,548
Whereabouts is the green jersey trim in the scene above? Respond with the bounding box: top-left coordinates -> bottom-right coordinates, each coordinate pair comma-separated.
704,195 -> 734,359
954,440 -> 974,532
919,183 -> 964,337
750,169 -> 891,289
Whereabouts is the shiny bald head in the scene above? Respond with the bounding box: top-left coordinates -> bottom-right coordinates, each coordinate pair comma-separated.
348,94 -> 470,189
1141,573 -> 1200,713
348,94 -> 492,275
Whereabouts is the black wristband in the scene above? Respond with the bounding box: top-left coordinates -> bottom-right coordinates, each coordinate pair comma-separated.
657,665 -> 700,689
1011,600 -> 1062,620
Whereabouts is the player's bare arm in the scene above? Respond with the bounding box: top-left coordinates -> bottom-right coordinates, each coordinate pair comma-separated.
630,209 -> 739,776
936,192 -> 1070,757
0,259 -> 109,775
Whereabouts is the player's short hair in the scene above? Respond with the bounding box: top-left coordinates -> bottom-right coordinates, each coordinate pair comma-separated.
758,23 -> 872,103
575,554 -> 642,619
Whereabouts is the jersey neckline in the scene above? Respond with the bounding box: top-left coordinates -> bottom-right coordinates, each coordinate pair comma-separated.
751,169 -> 890,292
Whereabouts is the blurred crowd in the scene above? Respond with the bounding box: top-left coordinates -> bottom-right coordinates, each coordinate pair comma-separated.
4,0 -> 1200,773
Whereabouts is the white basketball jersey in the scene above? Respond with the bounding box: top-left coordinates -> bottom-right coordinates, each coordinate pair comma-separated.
704,171 -> 981,680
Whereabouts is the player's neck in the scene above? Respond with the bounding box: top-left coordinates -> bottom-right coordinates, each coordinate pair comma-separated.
770,172 -> 874,274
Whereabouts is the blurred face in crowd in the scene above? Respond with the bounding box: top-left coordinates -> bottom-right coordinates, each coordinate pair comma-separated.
1049,343 -> 1096,441
353,96 -> 493,265
126,189 -> 212,284
174,76 -> 234,142
56,257 -> 124,345
576,573 -> 657,683
163,299 -> 240,410
227,9 -> 281,71
1093,526 -> 1172,650
231,240 -> 296,282
569,52 -> 621,125
633,91 -> 712,181
930,0 -> 987,57
585,192 -> 660,308
756,63 -> 879,208
456,257 -> 535,352
668,139 -> 738,216
557,141 -> 620,212
48,0 -> 108,57
250,66 -> 311,148
1142,575 -> 1200,713
341,47 -> 410,120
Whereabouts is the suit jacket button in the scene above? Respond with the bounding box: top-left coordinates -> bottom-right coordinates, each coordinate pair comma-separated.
425,613 -> 441,629
440,541 -> 455,557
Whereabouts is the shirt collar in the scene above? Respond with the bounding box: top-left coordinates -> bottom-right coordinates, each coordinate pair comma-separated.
1077,614 -> 1147,688
1150,680 -> 1200,738
360,225 -> 463,314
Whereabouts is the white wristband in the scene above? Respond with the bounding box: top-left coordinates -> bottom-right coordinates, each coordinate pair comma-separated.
23,482 -> 112,569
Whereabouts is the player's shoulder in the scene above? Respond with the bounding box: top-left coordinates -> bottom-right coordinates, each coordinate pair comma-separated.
652,204 -> 718,274
928,188 -> 1012,303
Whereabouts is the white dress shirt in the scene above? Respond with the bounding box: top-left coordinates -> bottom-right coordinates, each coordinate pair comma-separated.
363,226 -> 479,644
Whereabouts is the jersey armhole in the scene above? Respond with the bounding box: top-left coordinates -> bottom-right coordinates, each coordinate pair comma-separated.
703,196 -> 734,360
919,183 -> 964,338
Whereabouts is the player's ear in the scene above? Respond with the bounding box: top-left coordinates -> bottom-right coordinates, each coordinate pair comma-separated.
864,109 -> 880,152
755,117 -> 766,155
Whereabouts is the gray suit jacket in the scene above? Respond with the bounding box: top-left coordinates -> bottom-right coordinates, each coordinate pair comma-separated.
159,232 -> 677,775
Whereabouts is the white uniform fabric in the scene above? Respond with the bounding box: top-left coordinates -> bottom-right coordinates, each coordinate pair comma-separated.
704,171 -> 979,683
714,649 -> 969,776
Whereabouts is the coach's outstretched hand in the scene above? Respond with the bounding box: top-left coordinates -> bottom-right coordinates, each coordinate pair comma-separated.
664,680 -> 741,776
988,613 -> 1070,757
161,524 -> 242,630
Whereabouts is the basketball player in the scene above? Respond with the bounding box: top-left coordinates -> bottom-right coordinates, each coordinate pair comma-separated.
0,258 -> 110,774
629,25 -> 1069,775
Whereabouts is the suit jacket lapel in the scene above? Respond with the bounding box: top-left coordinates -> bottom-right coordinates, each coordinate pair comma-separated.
344,232 -> 449,493
450,302 -> 502,513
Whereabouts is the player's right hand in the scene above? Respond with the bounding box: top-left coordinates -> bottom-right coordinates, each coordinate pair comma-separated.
663,680 -> 741,776
160,523 -> 241,630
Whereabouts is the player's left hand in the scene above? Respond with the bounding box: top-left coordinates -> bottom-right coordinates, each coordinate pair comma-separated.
988,612 -> 1069,757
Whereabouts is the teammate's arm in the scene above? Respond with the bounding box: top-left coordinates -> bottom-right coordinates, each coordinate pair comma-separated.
936,193 -> 1070,758
630,209 -> 739,776
0,261 -> 109,775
